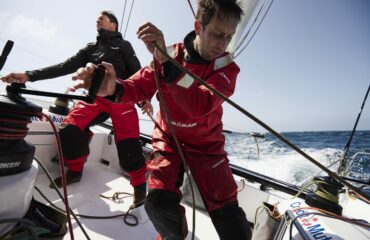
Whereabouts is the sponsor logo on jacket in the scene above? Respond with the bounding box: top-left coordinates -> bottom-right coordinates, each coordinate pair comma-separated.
218,72 -> 230,84
170,121 -> 197,128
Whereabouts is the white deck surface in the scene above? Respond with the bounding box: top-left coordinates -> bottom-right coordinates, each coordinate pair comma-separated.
23,124 -> 370,240
34,159 -> 219,240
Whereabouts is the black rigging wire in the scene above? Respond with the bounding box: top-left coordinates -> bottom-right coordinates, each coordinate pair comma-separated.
337,84 -> 370,176
119,0 -> 128,33
187,0 -> 196,18
34,186 -> 140,226
0,38 -> 55,64
123,0 -> 135,39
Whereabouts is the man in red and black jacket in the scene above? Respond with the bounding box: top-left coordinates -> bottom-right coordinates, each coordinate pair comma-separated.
70,0 -> 252,239
2,11 -> 148,206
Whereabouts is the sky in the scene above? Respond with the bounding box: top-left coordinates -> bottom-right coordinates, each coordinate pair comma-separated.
0,0 -> 369,133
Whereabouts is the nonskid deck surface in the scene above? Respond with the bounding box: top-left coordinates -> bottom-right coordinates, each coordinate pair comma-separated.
34,159 -> 219,240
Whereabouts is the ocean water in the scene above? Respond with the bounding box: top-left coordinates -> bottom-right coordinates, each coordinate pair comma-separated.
224,130 -> 370,195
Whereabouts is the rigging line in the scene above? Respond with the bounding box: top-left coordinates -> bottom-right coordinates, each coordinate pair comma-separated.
153,42 -> 370,203
233,0 -> 274,59
153,57 -> 196,240
0,38 -> 55,63
123,0 -> 135,39
337,84 -> 370,176
119,0 -> 128,33
187,0 -> 196,18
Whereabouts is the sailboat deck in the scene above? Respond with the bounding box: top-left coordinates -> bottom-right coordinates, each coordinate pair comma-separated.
33,155 -> 219,240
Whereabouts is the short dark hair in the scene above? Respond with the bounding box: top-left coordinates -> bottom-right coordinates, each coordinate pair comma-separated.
101,11 -> 119,31
196,0 -> 243,28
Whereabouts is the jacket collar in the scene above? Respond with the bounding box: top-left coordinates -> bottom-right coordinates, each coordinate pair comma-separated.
184,31 -> 210,64
97,29 -> 123,43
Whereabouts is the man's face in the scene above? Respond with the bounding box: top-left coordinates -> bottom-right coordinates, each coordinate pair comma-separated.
195,15 -> 239,61
96,14 -> 116,31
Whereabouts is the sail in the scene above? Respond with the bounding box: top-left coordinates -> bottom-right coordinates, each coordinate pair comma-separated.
227,0 -> 273,58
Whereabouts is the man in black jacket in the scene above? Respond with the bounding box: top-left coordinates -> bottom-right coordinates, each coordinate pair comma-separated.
2,11 -> 148,207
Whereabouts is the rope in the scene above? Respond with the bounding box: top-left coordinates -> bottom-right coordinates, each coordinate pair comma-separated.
100,191 -> 133,204
0,105 -> 37,140
152,57 -> 196,240
35,186 -> 139,226
291,179 -> 339,204
290,181 -> 315,200
41,112 -> 74,240
314,180 -> 339,204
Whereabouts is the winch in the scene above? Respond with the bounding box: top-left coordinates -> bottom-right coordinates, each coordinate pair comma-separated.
0,39 -> 106,235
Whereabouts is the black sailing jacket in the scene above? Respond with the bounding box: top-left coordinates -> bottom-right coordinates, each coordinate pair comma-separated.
26,29 -> 141,81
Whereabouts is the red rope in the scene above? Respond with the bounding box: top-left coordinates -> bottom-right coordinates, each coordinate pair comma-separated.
42,112 -> 75,240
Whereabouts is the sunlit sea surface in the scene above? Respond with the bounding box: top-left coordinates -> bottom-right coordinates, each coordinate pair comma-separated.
225,130 -> 370,195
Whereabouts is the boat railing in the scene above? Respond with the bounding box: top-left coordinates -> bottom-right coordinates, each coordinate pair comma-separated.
229,163 -> 307,199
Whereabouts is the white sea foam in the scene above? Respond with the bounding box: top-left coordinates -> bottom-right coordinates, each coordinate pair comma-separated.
225,133 -> 345,185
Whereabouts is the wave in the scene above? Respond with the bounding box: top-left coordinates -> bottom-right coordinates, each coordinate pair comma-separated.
225,131 -> 370,186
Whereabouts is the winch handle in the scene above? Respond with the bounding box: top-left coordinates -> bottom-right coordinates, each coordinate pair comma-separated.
86,64 -> 106,103
0,40 -> 14,72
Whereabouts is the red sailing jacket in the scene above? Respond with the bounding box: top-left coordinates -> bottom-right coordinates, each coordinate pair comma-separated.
118,32 -> 240,156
